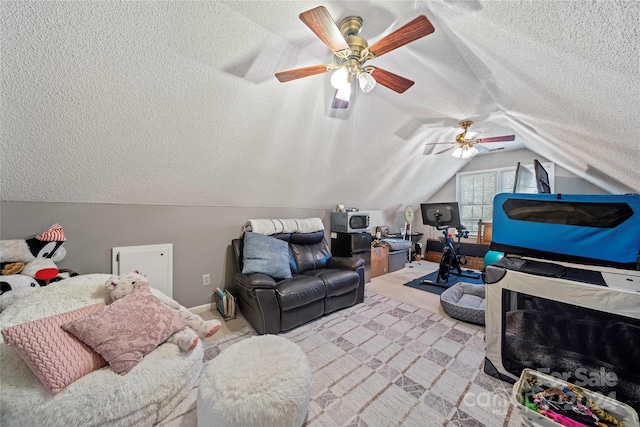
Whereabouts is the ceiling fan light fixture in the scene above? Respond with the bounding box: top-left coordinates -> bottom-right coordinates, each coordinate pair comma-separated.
452,145 -> 479,159
335,83 -> 352,101
465,146 -> 479,158
330,67 -> 349,89
358,71 -> 376,93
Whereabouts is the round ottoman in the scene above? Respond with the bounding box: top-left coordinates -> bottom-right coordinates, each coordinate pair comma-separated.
440,282 -> 486,325
197,335 -> 311,427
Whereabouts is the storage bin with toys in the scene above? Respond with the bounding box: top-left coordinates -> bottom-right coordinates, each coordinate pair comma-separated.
512,368 -> 639,427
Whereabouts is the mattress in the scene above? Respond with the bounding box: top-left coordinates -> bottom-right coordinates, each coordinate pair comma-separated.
0,274 -> 203,427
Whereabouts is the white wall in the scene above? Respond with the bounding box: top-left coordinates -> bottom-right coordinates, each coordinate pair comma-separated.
0,203 -> 331,308
0,149 -> 610,308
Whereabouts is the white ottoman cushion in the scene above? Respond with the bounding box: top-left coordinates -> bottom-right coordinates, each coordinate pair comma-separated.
197,335 -> 311,427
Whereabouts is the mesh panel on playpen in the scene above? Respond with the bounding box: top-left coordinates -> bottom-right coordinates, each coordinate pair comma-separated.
499,289 -> 640,413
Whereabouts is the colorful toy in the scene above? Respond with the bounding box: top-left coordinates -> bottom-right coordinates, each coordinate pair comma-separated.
105,271 -> 221,351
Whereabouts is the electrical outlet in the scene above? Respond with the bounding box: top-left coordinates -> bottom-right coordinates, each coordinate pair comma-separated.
202,274 -> 211,287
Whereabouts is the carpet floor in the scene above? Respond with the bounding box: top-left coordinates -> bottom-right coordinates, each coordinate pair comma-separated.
403,269 -> 484,295
200,290 -> 521,427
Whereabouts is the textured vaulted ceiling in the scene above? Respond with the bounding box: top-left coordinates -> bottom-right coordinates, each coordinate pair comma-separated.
1,1 -> 638,210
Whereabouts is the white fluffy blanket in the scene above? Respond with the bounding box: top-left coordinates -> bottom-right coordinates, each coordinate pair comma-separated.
0,274 -> 203,427
243,217 -> 324,235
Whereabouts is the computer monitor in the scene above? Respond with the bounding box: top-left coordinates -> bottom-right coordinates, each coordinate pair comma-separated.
420,202 -> 462,228
534,159 -> 551,193
513,161 -> 537,193
513,160 -> 551,193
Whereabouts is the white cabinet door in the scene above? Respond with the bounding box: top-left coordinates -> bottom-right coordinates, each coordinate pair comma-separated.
112,244 -> 173,298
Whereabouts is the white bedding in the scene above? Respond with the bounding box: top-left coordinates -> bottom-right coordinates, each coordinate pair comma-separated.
243,217 -> 324,235
0,274 -> 203,427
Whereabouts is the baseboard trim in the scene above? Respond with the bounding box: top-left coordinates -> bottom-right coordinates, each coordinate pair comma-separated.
188,303 -> 212,314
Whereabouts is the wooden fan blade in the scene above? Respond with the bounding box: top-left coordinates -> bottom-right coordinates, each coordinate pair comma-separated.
435,146 -> 456,155
369,67 -> 414,93
299,6 -> 350,53
368,15 -> 435,58
331,90 -> 349,109
275,64 -> 330,82
477,135 -> 516,143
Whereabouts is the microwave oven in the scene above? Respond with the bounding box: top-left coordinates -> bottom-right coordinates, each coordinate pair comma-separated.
330,211 -> 370,233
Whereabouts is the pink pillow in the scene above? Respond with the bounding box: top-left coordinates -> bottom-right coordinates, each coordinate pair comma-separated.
62,284 -> 187,375
1,303 -> 107,393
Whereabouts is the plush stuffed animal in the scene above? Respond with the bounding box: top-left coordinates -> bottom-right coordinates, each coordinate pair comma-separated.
0,274 -> 41,311
1,262 -> 24,276
47,268 -> 79,284
105,272 -> 221,352
0,274 -> 40,295
0,224 -> 68,284
19,259 -> 59,282
0,224 -> 74,311
0,223 -> 67,264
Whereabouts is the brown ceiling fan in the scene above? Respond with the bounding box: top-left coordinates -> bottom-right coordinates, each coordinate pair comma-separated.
425,121 -> 516,158
275,6 -> 435,108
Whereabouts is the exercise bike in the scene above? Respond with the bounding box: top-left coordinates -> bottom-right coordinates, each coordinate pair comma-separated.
422,213 -> 480,287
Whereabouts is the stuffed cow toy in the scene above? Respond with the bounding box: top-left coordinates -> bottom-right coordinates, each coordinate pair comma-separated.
105,272 -> 221,351
0,224 -> 73,311
0,274 -> 41,312
0,223 -> 68,285
0,223 -> 67,264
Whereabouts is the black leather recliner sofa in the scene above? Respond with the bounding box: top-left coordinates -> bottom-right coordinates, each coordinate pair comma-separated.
231,230 -> 365,335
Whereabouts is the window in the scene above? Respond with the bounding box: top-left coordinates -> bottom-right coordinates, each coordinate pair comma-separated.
456,163 -> 554,233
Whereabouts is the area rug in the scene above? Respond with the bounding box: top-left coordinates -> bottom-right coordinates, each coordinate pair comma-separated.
202,291 -> 519,427
403,269 -> 484,295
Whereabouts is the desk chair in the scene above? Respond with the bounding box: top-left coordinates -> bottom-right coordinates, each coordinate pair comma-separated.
477,220 -> 492,245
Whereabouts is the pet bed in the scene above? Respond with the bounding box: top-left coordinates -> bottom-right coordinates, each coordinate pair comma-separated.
440,282 -> 486,325
0,273 -> 203,427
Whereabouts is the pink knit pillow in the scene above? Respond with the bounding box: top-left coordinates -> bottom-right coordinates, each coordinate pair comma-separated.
62,284 -> 187,375
1,303 -> 107,393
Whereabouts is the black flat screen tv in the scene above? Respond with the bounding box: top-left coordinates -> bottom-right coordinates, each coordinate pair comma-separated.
420,202 -> 462,228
